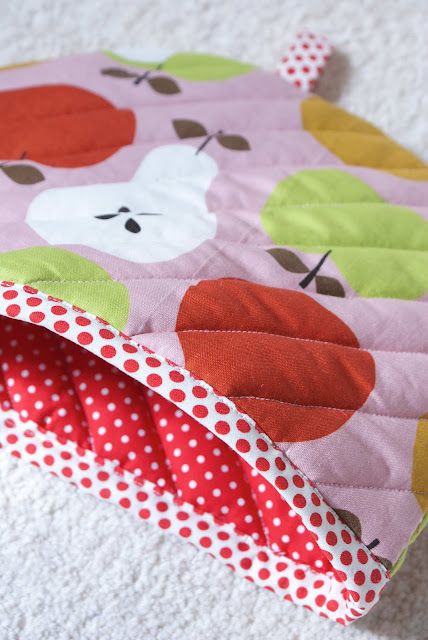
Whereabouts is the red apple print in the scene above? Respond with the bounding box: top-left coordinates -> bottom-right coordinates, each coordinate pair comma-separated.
0,84 -> 136,168
176,279 -> 375,442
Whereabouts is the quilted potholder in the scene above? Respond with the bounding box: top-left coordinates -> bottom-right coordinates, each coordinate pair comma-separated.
0,33 -> 427,625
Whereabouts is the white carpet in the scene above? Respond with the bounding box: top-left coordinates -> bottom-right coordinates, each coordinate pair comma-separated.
0,1 -> 427,638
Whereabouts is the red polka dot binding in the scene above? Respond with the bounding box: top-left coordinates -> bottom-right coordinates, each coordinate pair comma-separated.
0,282 -> 389,624
277,31 -> 332,92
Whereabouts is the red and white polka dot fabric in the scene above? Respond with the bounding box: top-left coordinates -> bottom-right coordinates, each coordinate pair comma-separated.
0,283 -> 388,624
277,31 -> 332,92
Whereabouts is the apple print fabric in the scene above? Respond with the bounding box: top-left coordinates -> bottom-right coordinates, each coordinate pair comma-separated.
0,40 -> 427,625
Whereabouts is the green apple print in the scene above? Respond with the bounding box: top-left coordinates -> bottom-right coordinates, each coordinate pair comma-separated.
261,169 -> 428,299
0,247 -> 129,330
103,50 -> 255,81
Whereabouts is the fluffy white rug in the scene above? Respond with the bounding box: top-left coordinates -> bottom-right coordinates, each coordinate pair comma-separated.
0,1 -> 427,639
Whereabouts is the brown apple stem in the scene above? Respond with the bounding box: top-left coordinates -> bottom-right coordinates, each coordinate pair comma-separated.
195,130 -> 223,155
299,250 -> 332,289
367,538 -> 380,550
134,70 -> 151,85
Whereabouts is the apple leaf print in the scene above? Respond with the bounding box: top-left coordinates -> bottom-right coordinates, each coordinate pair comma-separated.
172,119 -> 250,153
173,119 -> 208,139
101,68 -> 138,79
0,163 -> 44,185
267,247 -> 345,297
261,169 -> 428,299
267,248 -> 308,273
335,507 -> 393,570
314,275 -> 345,297
147,76 -> 180,94
103,50 -> 255,81
217,134 -> 250,151
0,247 -> 129,330
335,508 -> 362,539
101,67 -> 181,94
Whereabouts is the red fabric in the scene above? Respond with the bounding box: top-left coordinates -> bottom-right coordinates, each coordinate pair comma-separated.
0,315 -> 331,573
177,278 -> 375,442
0,85 -> 136,167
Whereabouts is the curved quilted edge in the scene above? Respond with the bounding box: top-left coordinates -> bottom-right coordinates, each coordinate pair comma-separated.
0,282 -> 389,623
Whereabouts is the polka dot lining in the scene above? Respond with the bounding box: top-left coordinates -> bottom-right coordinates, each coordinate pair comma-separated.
0,283 -> 389,624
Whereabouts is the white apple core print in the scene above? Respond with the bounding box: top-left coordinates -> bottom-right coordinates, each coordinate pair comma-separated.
26,145 -> 218,263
